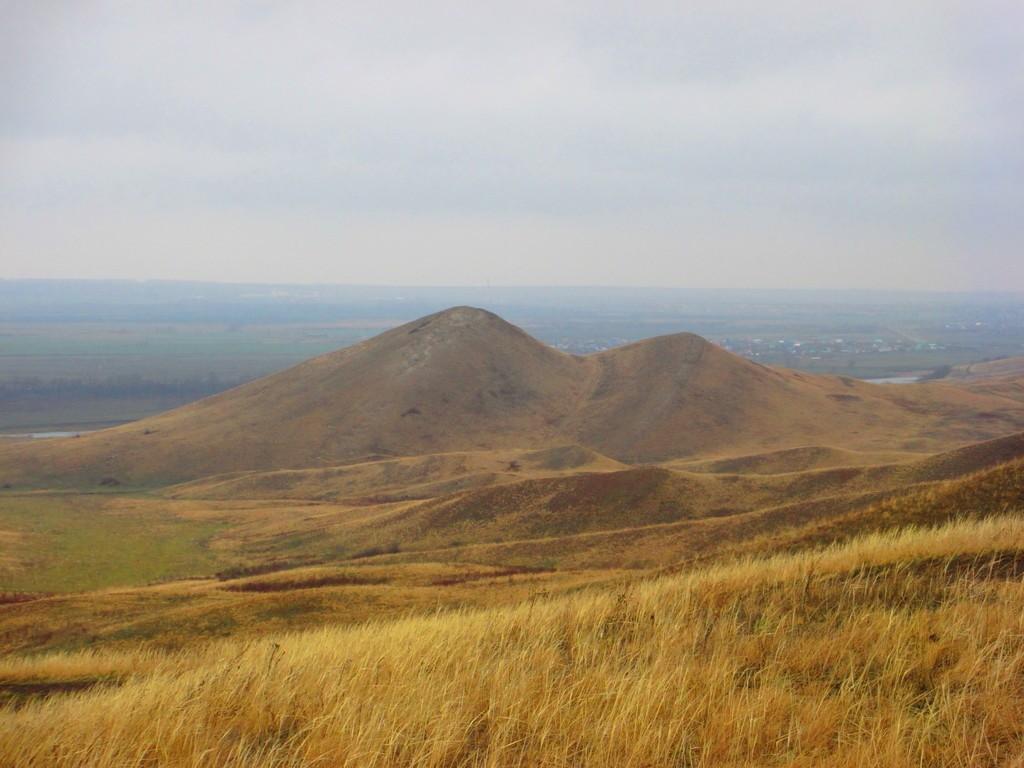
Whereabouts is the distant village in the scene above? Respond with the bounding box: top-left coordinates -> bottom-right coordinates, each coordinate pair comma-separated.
714,336 -> 945,361
549,335 -> 945,361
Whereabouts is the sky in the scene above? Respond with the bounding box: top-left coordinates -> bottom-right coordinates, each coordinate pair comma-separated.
1,1 -> 1022,290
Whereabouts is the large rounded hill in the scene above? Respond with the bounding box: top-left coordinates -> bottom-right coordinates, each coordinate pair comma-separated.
3,306 -> 1024,486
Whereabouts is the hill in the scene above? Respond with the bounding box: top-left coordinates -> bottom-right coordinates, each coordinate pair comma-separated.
4,431 -> 1023,638
669,445 -> 923,474
3,307 -> 1024,487
166,445 -> 625,503
945,355 -> 1024,381
0,427 -> 1021,691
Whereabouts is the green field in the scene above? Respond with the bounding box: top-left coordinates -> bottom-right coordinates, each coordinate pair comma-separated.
0,323 -> 387,431
0,494 -> 227,592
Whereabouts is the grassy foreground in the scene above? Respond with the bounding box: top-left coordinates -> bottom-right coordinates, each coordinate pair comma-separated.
2,516 -> 1024,766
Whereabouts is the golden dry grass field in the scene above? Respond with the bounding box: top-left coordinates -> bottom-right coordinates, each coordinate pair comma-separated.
2,516 -> 1024,767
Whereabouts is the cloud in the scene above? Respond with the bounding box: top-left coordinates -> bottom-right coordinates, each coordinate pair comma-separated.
1,0 -> 1021,288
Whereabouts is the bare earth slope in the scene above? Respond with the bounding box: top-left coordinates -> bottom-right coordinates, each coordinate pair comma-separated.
3,306 -> 1024,486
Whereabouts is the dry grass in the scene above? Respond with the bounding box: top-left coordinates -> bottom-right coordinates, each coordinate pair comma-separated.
167,446 -> 626,503
0,648 -> 165,686
726,456 -> 1024,560
0,563 -> 621,656
3,515 -> 1024,767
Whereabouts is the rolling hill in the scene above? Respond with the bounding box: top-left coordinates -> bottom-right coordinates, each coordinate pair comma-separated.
945,354 -> 1024,381
3,306 -> 1024,487
5,432 -> 1024,657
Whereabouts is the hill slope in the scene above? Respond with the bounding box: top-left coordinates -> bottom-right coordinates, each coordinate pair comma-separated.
3,516 -> 1023,767
166,445 -> 625,503
946,355 -> 1024,381
171,430 -> 1024,575
4,432 -> 1024,655
3,306 -> 1024,486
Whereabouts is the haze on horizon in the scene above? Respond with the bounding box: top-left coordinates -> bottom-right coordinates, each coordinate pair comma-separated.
2,1 -> 1022,291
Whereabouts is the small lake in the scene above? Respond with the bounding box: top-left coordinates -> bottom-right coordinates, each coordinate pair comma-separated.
864,376 -> 920,385
0,431 -> 92,440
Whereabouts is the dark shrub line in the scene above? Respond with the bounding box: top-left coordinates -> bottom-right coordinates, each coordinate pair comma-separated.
222,573 -> 390,593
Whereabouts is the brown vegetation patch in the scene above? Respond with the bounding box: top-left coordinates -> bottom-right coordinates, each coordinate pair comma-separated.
350,542 -> 402,560
215,559 -> 322,581
0,592 -> 49,606
221,573 -> 389,593
0,678 -> 116,710
545,468 -> 672,513
341,493 -> 426,506
862,550 -> 1024,583
429,566 -> 553,587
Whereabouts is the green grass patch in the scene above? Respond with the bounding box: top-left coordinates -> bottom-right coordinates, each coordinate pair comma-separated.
0,495 -> 227,592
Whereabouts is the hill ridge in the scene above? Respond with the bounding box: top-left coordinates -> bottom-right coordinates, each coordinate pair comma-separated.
2,307 -> 1024,485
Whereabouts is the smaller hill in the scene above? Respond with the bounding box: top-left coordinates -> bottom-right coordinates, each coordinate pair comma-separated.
910,430 -> 1024,481
945,356 -> 1024,381
168,446 -> 624,502
410,467 -> 703,542
745,456 -> 1024,559
670,445 -> 923,475
344,431 -> 1024,570
161,431 -> 1024,575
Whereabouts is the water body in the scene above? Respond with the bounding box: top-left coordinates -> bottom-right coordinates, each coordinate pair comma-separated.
0,431 -> 91,440
864,376 -> 920,385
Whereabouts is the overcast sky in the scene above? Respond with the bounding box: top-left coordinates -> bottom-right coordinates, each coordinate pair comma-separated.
1,1 -> 1021,290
